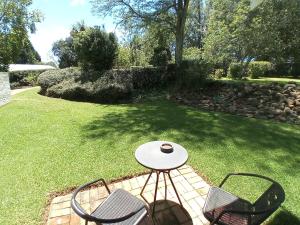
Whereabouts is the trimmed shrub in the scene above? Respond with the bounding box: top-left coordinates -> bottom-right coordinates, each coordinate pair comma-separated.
178,59 -> 212,89
130,66 -> 164,89
47,79 -> 92,100
38,66 -> 167,103
213,69 -> 225,79
150,46 -> 171,67
9,70 -> 44,89
92,70 -> 133,103
38,67 -> 82,94
248,61 -> 273,79
73,27 -> 118,72
228,63 -> 243,79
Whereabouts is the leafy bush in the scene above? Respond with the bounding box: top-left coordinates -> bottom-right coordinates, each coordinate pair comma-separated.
92,70 -> 133,103
228,63 -> 243,79
213,69 -> 225,79
38,67 -> 82,94
47,79 -> 92,100
183,47 -> 202,60
9,70 -> 44,89
38,66 -> 167,103
248,61 -> 273,79
73,27 -> 118,72
178,59 -> 212,89
115,47 -> 131,68
131,66 -> 165,89
150,46 -> 171,67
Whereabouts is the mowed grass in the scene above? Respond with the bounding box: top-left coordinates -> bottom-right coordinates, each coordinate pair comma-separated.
0,88 -> 299,225
221,76 -> 300,84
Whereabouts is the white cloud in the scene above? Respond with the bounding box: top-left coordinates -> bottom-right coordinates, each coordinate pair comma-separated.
70,0 -> 85,7
29,25 -> 70,62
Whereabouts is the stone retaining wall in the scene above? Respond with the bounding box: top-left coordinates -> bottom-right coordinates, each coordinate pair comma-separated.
0,72 -> 11,106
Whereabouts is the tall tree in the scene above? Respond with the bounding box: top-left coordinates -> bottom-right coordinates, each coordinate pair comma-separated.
90,0 -> 190,68
0,0 -> 42,70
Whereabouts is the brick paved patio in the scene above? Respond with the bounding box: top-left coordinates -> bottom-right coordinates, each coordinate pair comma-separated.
47,165 -> 210,225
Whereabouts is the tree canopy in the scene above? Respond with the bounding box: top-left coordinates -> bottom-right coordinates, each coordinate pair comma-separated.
91,0 -> 190,67
0,0 -> 42,71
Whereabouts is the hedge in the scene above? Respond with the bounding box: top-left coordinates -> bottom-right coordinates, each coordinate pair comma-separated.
9,70 -> 45,89
38,67 -> 169,103
248,61 -> 273,79
228,63 -> 244,80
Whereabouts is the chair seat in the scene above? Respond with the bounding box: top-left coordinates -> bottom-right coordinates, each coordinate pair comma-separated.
91,189 -> 147,225
203,187 -> 253,225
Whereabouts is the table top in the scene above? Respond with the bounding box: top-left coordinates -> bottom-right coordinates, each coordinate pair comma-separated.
135,141 -> 188,171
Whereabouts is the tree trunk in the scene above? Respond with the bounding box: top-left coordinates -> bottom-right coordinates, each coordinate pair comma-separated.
175,0 -> 189,68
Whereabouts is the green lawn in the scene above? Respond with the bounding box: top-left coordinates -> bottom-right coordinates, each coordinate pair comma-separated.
0,88 -> 299,225
221,76 -> 300,84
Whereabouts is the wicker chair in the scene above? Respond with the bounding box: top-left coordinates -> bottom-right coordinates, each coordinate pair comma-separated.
203,173 -> 285,225
71,178 -> 149,225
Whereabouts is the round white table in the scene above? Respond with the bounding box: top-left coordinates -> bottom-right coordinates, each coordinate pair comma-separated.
135,141 -> 188,214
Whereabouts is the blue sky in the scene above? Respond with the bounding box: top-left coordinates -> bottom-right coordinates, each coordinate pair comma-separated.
29,0 -> 119,62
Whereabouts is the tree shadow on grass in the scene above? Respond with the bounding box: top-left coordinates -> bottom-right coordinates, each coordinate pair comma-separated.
81,100 -> 300,170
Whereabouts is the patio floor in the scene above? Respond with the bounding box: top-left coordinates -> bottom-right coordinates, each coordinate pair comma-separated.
47,165 -> 211,225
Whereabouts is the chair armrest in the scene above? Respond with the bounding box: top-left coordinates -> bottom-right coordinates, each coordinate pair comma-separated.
219,173 -> 277,188
71,178 -> 111,221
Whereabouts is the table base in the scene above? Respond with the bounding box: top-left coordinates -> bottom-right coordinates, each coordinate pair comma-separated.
140,170 -> 183,215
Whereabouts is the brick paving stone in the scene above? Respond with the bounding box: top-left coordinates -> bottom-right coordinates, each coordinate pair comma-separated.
97,186 -> 109,199
129,177 -> 140,189
121,180 -> 132,191
50,208 -> 71,218
51,201 -> 71,210
47,165 -> 211,225
188,176 -> 204,184
89,188 -> 99,202
192,181 -> 207,190
183,171 -> 199,179
80,190 -> 89,204
48,215 -> 70,225
52,194 -> 72,204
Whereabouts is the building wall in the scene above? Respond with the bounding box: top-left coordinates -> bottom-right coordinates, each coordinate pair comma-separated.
0,72 -> 10,107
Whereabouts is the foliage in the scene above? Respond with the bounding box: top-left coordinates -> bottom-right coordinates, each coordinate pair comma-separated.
203,0 -> 255,70
128,36 -> 149,67
38,67 -> 167,103
52,37 -> 78,69
90,0 -> 190,66
248,61 -> 273,79
15,36 -> 41,64
73,27 -> 118,72
177,59 -> 212,89
130,67 -> 165,90
213,69 -> 225,79
38,67 -> 82,94
150,46 -> 171,67
228,63 -> 244,80
92,70 -> 133,103
0,0 -> 42,71
183,47 -> 202,61
185,0 -> 207,48
115,47 -> 131,68
9,70 -> 44,89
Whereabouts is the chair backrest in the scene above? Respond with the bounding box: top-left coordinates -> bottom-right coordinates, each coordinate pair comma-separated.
251,182 -> 285,225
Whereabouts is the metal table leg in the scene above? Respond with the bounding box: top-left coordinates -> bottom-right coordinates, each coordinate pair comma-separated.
140,169 -> 183,216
